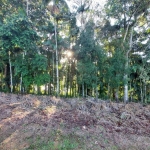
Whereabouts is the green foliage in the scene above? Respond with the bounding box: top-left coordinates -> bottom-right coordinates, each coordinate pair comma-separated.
14,54 -> 49,87
77,61 -> 97,87
77,21 -> 95,60
76,21 -> 99,90
0,13 -> 38,53
108,49 -> 125,88
0,0 -> 149,98
34,73 -> 50,86
31,54 -> 48,71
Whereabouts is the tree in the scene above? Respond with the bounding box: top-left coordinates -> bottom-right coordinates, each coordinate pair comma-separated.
47,0 -> 71,96
76,21 -> 98,97
0,13 -> 38,92
102,0 -> 150,102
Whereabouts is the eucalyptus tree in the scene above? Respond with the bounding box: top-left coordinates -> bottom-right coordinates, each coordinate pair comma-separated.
128,24 -> 150,102
47,0 -> 71,96
103,0 -> 150,102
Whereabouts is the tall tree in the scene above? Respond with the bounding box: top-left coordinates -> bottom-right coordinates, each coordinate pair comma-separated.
102,0 -> 150,102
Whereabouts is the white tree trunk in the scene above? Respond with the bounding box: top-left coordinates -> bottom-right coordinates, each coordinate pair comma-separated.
20,74 -> 22,92
20,1 -> 28,93
115,88 -> 119,102
124,83 -> 128,103
123,27 -> 133,103
54,21 -> 59,96
92,87 -> 94,97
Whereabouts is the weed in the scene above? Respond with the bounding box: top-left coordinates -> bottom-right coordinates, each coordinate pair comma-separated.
25,131 -> 82,150
110,145 -> 118,150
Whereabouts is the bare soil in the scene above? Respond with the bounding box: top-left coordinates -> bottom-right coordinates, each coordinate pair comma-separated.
0,92 -> 150,150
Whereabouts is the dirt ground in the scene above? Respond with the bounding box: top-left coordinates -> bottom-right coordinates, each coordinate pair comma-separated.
0,92 -> 150,150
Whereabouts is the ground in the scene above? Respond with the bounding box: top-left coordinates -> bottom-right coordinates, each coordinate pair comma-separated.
0,92 -> 150,150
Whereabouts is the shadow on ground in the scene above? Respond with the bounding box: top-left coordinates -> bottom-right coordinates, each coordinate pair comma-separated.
0,92 -> 150,150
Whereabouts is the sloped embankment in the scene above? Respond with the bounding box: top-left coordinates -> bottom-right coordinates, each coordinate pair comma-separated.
0,92 -> 150,150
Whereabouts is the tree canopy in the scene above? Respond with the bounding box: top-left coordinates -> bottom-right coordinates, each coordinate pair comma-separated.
0,0 -> 150,103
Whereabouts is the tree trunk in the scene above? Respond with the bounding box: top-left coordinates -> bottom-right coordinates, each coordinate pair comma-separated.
92,87 -> 94,97
144,84 -> 147,103
140,79 -> 143,103
82,82 -> 84,97
95,63 -> 98,100
20,74 -> 22,93
115,88 -> 119,102
20,52 -> 24,93
37,86 -> 41,95
54,20 -> 59,96
124,27 -> 133,103
107,83 -> 110,99
129,81 -> 133,102
66,63 -> 69,97
124,75 -> 128,103
52,51 -> 55,95
9,51 -> 13,93
85,84 -> 87,97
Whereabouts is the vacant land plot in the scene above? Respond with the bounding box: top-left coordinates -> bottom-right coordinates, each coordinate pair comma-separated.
0,92 -> 150,150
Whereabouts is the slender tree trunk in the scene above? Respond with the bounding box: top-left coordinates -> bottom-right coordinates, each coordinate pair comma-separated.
52,52 -> 55,95
20,53 -> 24,93
63,75 -> 65,97
54,20 -> 59,96
144,84 -> 147,103
129,81 -> 132,102
4,65 -> 7,78
48,70 -> 51,95
66,63 -> 69,97
96,86 -> 98,100
78,85 -> 81,97
124,74 -> 128,103
75,71 -> 77,97
92,87 -> 94,97
95,63 -> 98,99
1,68 -> 3,88
124,27 -> 133,103
82,82 -> 84,97
69,63 -> 72,97
20,74 -> 22,93
37,86 -> 41,95
140,79 -> 143,103
74,82 -> 76,97
85,84 -> 87,97
107,83 -> 110,99
9,51 -> 13,93
48,83 -> 50,95
115,88 -> 119,102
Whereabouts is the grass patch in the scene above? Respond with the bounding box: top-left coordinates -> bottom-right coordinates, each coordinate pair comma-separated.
25,130 -> 84,150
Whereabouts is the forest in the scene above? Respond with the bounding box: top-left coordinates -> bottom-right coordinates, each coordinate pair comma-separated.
0,1 -> 150,149
0,0 -> 150,103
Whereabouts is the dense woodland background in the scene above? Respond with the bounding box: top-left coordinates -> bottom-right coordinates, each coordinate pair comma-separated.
0,0 -> 150,103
